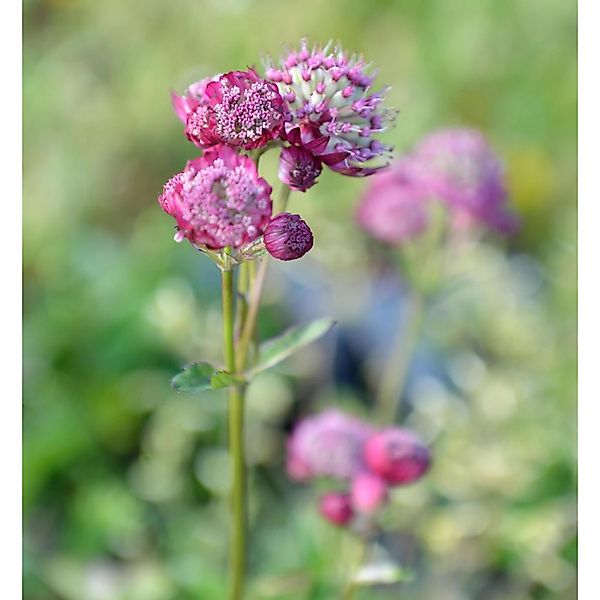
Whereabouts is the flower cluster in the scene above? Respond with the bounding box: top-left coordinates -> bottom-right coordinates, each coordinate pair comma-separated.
287,410 -> 431,526
356,128 -> 520,245
160,41 -> 395,263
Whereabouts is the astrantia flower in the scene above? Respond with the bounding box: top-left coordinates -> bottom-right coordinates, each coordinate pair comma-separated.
286,410 -> 374,481
264,39 -> 395,176
412,128 -> 519,235
184,69 -> 285,150
356,159 -> 430,245
158,145 -> 272,250
171,75 -> 220,124
278,146 -> 322,191
318,492 -> 354,526
264,212 -> 314,261
364,428 -> 431,486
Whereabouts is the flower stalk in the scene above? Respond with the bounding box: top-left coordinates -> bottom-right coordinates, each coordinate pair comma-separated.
221,257 -> 247,600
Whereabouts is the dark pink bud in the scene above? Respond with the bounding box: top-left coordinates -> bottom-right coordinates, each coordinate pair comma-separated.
351,472 -> 389,513
364,428 -> 431,486
319,492 -> 354,526
264,213 -> 314,261
278,146 -> 322,192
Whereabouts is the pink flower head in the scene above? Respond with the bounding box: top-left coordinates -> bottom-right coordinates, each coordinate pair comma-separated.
286,410 -> 374,481
264,39 -> 395,177
356,158 -> 430,245
318,492 -> 354,526
184,69 -> 285,150
278,146 -> 323,192
412,128 -> 520,235
364,428 -> 431,486
158,145 -> 272,250
264,212 -> 314,261
171,75 -> 220,124
351,472 -> 389,514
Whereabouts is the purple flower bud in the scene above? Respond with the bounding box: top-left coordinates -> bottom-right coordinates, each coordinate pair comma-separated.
264,212 -> 314,261
278,146 -> 323,192
351,472 -> 389,513
364,428 -> 431,486
318,492 -> 354,526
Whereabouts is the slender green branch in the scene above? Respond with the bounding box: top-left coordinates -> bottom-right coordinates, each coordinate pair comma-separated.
375,288 -> 424,424
236,186 -> 292,372
221,258 -> 246,600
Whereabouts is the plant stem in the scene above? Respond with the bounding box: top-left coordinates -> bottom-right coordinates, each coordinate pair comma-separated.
375,287 -> 424,424
222,261 -> 246,600
236,186 -> 292,372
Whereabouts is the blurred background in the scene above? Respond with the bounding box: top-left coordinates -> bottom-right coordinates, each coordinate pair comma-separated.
23,0 -> 576,598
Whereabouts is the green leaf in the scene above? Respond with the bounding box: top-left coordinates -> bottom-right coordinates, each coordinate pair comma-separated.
210,371 -> 246,389
171,362 -> 216,393
247,318 -> 336,378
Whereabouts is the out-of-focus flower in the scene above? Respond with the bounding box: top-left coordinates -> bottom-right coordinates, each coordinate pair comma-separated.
286,410 -> 374,481
265,39 -> 395,176
183,69 -> 285,150
364,428 -> 431,486
351,472 -> 389,513
278,146 -> 322,191
158,145 -> 272,250
412,128 -> 519,235
264,212 -> 314,261
318,492 -> 354,526
356,159 -> 430,245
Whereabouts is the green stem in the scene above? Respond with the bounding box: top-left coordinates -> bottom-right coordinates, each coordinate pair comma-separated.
375,288 -> 424,424
221,261 -> 246,600
236,186 -> 292,372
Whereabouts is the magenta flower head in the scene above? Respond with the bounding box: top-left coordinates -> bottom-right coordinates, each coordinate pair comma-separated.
158,145 -> 272,251
412,128 -> 519,235
286,410 -> 374,481
364,428 -> 431,486
278,146 -> 323,192
356,158 -> 430,245
184,68 -> 285,151
171,75 -> 220,124
351,472 -> 389,514
265,39 -> 395,177
263,212 -> 314,261
318,492 -> 354,527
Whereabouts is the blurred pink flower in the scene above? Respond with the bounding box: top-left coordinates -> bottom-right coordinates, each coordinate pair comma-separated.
184,69 -> 285,150
171,75 -> 219,124
264,212 -> 314,261
278,146 -> 322,192
286,409 -> 374,481
265,39 -> 395,177
356,159 -> 430,245
351,472 -> 389,513
318,492 -> 354,526
412,128 -> 519,235
364,428 -> 431,486
158,145 -> 272,250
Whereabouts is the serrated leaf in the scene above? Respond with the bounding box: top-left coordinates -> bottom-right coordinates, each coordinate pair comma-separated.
247,318 -> 336,378
171,362 -> 216,393
210,371 -> 246,389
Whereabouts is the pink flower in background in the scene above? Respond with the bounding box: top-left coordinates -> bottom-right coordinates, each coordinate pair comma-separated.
184,69 -> 285,150
412,128 -> 519,235
351,472 -> 389,513
318,493 -> 354,526
278,146 -> 323,192
356,159 -> 430,245
158,145 -> 272,250
286,410 -> 374,481
364,428 -> 431,486
264,212 -> 314,261
265,39 -> 395,177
